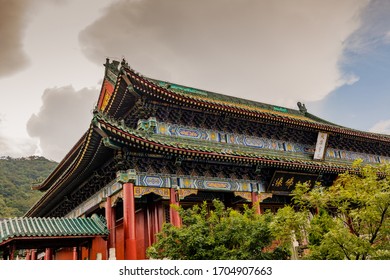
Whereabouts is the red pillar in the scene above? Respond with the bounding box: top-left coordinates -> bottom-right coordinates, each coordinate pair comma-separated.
170,188 -> 181,227
9,245 -> 15,260
123,182 -> 137,260
25,250 -> 31,260
31,249 -> 37,260
44,248 -> 52,260
251,192 -> 261,215
73,247 -> 78,260
105,196 -> 116,260
2,250 -> 8,260
111,205 -> 116,255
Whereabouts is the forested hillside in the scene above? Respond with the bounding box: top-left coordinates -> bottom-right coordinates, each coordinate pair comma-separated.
0,156 -> 57,217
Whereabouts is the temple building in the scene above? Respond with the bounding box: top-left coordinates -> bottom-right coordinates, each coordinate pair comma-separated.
1,59 -> 390,260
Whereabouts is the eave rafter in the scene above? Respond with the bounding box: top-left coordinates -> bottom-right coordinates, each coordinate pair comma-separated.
25,124 -> 108,217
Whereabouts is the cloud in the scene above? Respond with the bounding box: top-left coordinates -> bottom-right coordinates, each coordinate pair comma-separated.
345,0 -> 390,52
26,86 -> 98,161
0,136 -> 38,158
369,119 -> 390,135
0,115 -> 38,158
0,0 -> 72,78
79,0 -> 368,107
385,31 -> 390,44
0,0 -> 32,77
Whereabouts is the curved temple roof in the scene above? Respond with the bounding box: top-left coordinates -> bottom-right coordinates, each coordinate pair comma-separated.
25,59 -> 390,218
116,61 -> 390,142
0,214 -> 108,249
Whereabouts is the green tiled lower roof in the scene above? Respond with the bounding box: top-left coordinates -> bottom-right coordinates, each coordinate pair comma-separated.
0,214 -> 108,245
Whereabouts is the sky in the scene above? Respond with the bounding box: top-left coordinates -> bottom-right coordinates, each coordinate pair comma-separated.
1,0 -> 390,162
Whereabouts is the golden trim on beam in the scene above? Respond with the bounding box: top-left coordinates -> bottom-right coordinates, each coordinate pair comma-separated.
234,191 -> 252,201
134,186 -> 170,199
111,191 -> 123,207
178,189 -> 198,200
259,192 -> 273,202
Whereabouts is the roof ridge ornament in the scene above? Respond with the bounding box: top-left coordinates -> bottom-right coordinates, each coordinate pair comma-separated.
121,58 -> 129,68
297,102 -> 307,115
104,58 -> 121,76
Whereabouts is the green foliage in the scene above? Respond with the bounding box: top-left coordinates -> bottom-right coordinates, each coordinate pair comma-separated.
0,156 -> 57,217
147,160 -> 390,260
281,160 -> 390,260
147,200 -> 290,260
270,205 -> 309,246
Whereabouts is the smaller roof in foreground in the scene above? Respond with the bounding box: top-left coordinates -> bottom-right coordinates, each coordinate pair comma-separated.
0,214 -> 109,248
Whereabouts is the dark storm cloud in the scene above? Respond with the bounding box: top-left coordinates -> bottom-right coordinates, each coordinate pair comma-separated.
26,86 -> 98,161
0,0 -> 32,77
0,0 -> 69,78
79,0 -> 368,107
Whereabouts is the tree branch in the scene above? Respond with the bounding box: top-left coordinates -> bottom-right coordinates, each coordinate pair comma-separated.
369,205 -> 389,245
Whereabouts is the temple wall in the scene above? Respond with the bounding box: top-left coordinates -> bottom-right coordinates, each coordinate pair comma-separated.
115,221 -> 125,260
55,248 -> 73,260
81,247 -> 88,260
136,209 -> 147,259
89,237 -> 107,260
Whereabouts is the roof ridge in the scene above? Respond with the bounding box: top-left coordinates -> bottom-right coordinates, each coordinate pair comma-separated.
120,64 -> 390,141
147,77 -> 312,119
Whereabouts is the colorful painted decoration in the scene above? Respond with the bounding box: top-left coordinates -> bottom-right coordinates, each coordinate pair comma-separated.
97,80 -> 114,112
150,120 -> 390,164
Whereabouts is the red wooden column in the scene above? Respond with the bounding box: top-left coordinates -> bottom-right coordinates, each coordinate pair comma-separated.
44,248 -> 52,260
251,191 -> 261,215
9,245 -> 15,260
25,250 -> 31,260
123,182 -> 137,260
170,188 -> 181,227
31,249 -> 37,260
110,205 -> 116,257
72,247 -> 78,260
105,196 -> 116,260
2,249 -> 8,260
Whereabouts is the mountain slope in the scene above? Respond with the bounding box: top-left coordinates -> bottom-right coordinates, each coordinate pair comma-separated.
0,156 -> 57,217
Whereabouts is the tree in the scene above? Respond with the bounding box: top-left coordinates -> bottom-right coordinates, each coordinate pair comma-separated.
0,156 -> 56,217
275,160 -> 390,260
0,194 -> 17,217
146,200 -> 290,260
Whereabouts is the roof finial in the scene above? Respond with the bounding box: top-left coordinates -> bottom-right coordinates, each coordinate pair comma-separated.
121,57 -> 128,68
297,102 -> 307,114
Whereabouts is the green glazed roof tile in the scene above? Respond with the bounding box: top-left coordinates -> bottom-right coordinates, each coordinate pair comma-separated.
0,215 -> 108,245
